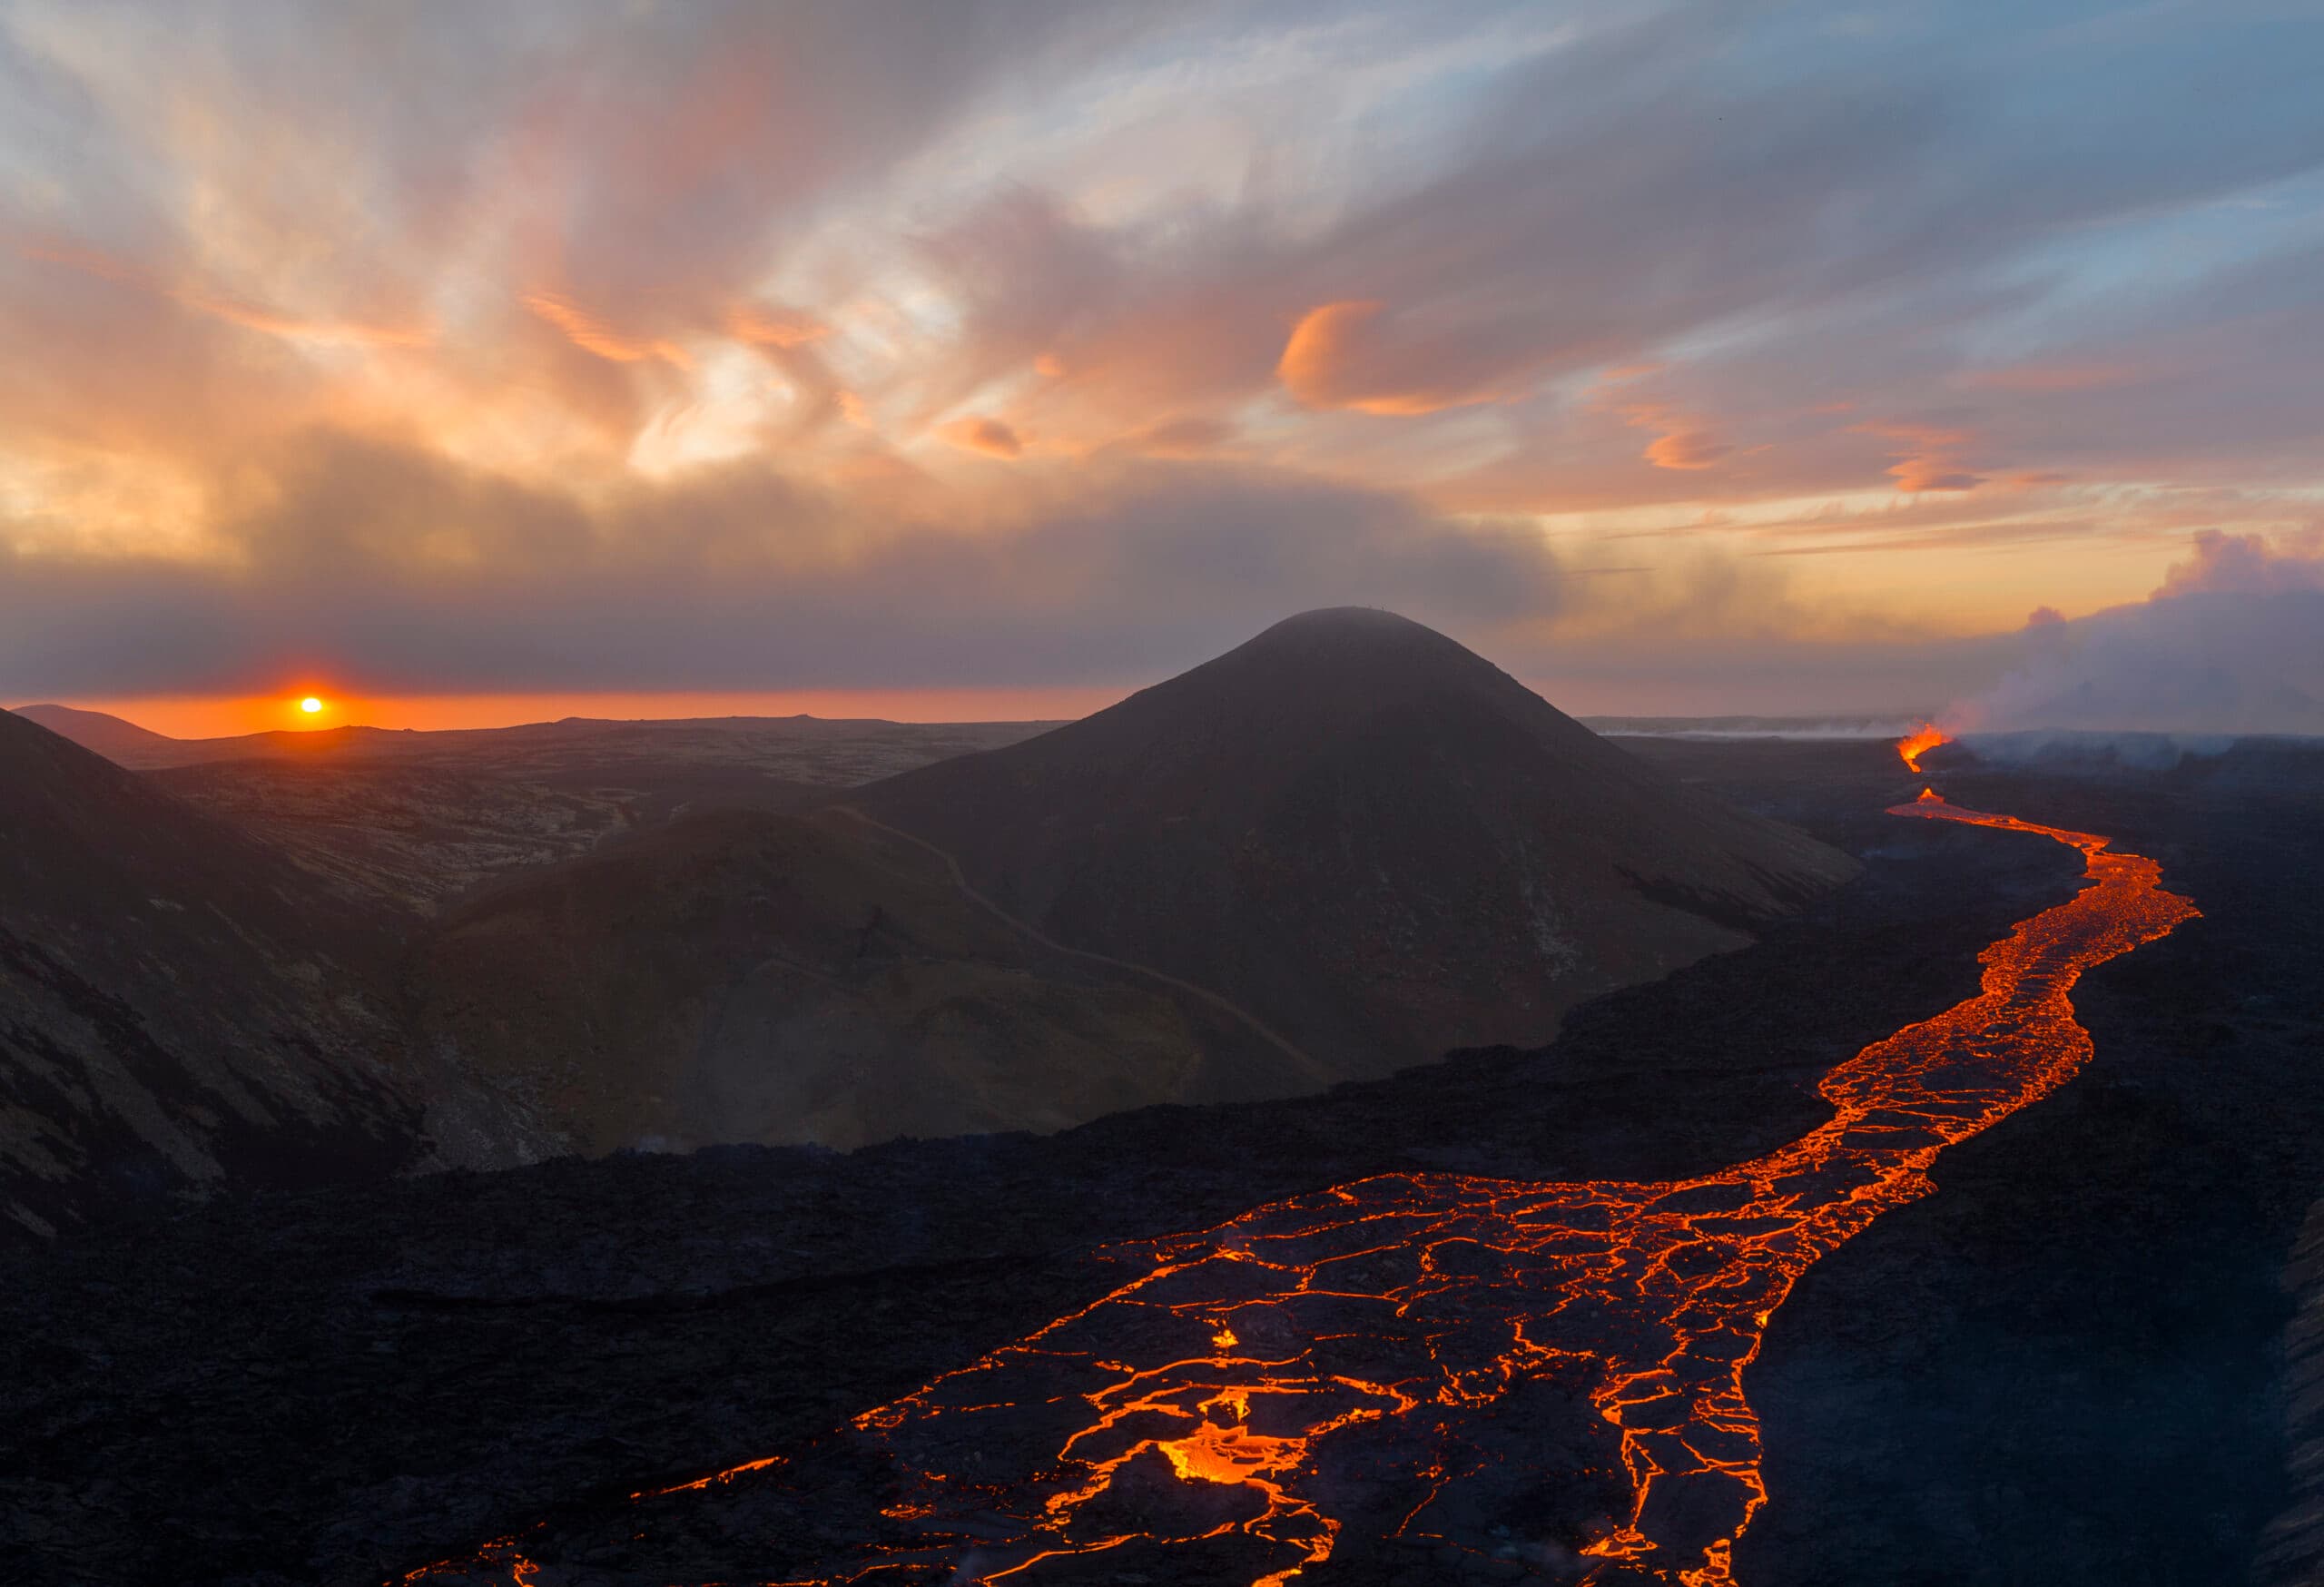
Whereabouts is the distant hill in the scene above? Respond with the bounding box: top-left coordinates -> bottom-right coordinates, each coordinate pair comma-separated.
6,705 -> 1063,781
859,608 -> 1862,1080
9,703 -> 185,764
148,760 -> 640,919
406,807 -> 1327,1153
13,707 -> 1069,922
5,619 -> 1861,1178
0,711 -> 539,1242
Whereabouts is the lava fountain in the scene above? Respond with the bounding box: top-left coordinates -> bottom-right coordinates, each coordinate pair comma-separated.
1896,722 -> 1951,773
402,789 -> 2195,1587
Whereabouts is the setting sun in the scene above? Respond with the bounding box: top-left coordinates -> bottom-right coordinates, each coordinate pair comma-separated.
299,696 -> 324,715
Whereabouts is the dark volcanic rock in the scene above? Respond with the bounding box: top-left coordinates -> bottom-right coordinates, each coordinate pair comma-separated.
0,709 -> 453,1244
405,806 -> 1324,1154
2260,1195 -> 2324,1587
1728,743 -> 2324,1587
5,740 -> 2312,1587
859,608 -> 1859,1082
0,740 -> 2060,1586
145,759 -> 631,920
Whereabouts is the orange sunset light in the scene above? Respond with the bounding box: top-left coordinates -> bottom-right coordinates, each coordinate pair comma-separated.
299,696 -> 324,715
62,686 -> 1130,741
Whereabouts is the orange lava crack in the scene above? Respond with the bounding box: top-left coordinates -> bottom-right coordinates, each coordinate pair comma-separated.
399,789 -> 2195,1587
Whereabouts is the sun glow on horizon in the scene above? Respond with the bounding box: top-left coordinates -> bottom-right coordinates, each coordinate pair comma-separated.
299,696 -> 324,715
44,686 -> 1131,741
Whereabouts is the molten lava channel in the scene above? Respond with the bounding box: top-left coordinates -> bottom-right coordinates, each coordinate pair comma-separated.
402,790 -> 2195,1587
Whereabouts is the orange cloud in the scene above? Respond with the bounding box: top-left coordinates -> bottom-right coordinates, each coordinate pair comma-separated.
1641,427 -> 1731,471
1606,392 -> 1731,472
524,291 -> 693,369
21,239 -> 430,348
726,304 -> 830,348
1276,300 -> 1503,416
178,291 -> 431,348
939,415 -> 1024,457
1849,420 -> 1984,493
1128,417 -> 1235,456
1886,457 -> 1984,492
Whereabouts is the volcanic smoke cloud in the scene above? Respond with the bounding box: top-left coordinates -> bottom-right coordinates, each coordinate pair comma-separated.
1948,530 -> 2324,737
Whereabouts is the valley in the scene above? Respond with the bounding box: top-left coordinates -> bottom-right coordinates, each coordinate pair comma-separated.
9,10 -> 2318,1582
3,736 -> 2315,1584
7,614 -> 1863,1182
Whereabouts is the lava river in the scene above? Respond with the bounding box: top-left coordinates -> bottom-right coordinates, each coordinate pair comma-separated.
404,791 -> 2196,1587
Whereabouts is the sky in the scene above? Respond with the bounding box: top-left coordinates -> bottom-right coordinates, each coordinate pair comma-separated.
1,0 -> 2320,735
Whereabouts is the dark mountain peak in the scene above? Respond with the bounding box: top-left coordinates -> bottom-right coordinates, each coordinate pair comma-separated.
859,613 -> 1860,1081
1180,606 -> 1501,688
1048,608 -> 1568,774
1251,605 -> 1452,645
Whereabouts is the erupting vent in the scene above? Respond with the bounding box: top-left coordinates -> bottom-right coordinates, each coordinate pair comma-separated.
1896,723 -> 1952,773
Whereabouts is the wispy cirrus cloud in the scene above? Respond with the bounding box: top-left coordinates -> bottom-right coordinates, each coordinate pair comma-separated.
0,0 -> 2320,713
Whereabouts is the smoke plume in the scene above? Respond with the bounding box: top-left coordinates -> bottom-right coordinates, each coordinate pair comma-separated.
1949,530 -> 2324,739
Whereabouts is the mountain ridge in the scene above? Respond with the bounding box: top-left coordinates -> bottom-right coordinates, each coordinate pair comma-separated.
8,704 -> 1067,772
0,710 -> 473,1239
857,606 -> 1862,1079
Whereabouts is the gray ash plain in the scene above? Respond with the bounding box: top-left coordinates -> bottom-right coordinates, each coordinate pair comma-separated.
3,738 -> 2318,1586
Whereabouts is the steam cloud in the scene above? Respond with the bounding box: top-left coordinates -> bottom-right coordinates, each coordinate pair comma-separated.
1949,529 -> 2324,737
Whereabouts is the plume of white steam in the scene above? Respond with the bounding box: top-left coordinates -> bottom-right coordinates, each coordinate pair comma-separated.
1947,529 -> 2324,744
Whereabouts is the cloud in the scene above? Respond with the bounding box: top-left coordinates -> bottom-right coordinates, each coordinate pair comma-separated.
1886,459 -> 1984,493
1849,421 -> 1984,494
1958,363 -> 2138,394
1949,529 -> 2324,734
2,0 -> 2324,710
1642,429 -> 1732,471
0,433 -> 1567,695
1122,417 -> 1236,457
2155,525 -> 2324,597
1275,301 -> 1521,417
726,305 -> 830,349
523,292 -> 693,368
19,241 -> 435,348
940,416 -> 1025,458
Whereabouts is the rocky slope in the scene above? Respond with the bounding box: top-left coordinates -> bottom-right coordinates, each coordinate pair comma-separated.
13,703 -> 1059,784
2262,1194 -> 2324,1586
148,760 -> 634,920
861,607 -> 1861,1080
0,712 -> 465,1242
0,738 -> 2138,1587
406,807 -> 1326,1154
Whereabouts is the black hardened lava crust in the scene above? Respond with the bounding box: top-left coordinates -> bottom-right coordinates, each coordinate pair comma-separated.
2,740 -> 2316,1586
1735,747 -> 2324,1587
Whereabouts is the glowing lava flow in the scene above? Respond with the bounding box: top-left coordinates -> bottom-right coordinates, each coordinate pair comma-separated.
401,791 -> 2194,1587
1896,722 -> 1951,773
